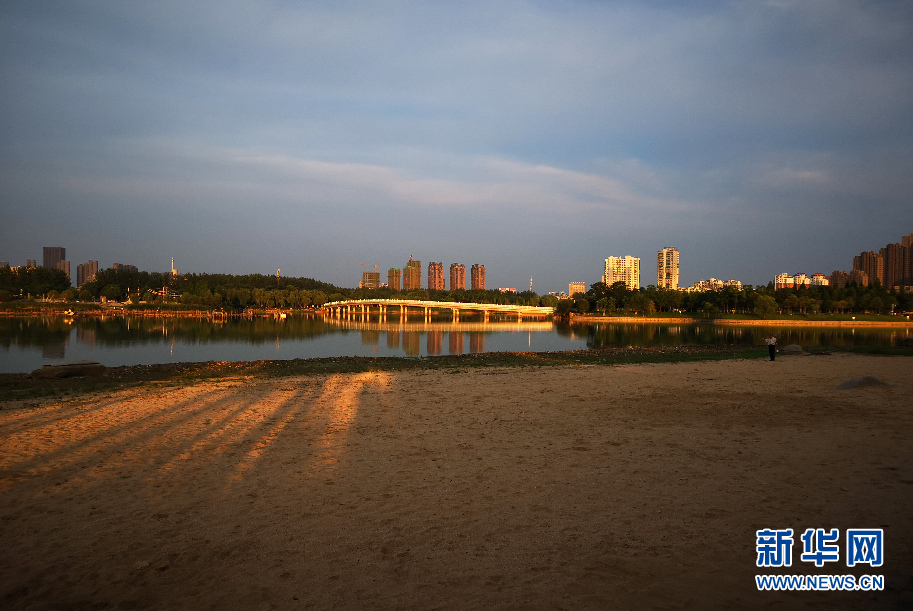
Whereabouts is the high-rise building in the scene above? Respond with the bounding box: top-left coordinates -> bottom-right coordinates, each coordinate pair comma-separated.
43,247 -> 65,270
26,259 -> 36,268
77,260 -> 99,287
403,256 -> 421,290
903,233 -> 913,286
56,260 -> 70,282
428,262 -> 444,291
470,264 -> 486,290
852,251 -> 883,287
450,263 -> 465,291
387,268 -> 401,291
361,271 -> 380,289
881,243 -> 906,289
569,282 -> 586,297
603,256 -> 640,290
657,247 -> 680,289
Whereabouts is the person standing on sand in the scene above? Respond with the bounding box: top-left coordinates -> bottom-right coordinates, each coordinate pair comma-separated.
766,335 -> 777,361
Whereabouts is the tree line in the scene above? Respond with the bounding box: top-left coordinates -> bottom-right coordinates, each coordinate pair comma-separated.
562,281 -> 912,317
2,265 -> 910,316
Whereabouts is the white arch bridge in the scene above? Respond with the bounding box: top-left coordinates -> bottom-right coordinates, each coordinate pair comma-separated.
320,299 -> 555,322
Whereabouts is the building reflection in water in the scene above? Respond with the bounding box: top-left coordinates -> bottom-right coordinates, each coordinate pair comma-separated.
402,331 -> 421,357
77,326 -> 97,347
386,330 -> 400,349
42,340 -> 67,360
321,320 -> 553,357
448,332 -> 464,355
469,332 -> 485,353
427,330 -> 443,355
360,330 -> 380,347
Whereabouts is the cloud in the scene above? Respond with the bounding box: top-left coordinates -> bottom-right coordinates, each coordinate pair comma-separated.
2,1 -> 912,288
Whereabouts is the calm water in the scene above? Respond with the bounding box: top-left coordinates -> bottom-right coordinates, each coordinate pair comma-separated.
1,315 -> 909,374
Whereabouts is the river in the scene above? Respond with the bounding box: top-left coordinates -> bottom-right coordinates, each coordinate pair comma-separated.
1,314 -> 909,374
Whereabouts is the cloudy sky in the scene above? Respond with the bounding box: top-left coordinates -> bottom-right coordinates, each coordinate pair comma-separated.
2,1 -> 912,291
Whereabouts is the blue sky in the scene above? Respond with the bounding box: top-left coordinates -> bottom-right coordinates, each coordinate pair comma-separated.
2,1 -> 912,291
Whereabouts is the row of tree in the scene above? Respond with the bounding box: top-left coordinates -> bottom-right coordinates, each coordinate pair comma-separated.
563,282 -> 912,316
0,266 -> 71,300
2,266 -> 910,315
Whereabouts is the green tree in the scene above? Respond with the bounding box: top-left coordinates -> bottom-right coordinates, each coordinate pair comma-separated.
101,284 -> 122,301
782,293 -> 799,314
555,299 -> 574,316
753,295 -> 778,318
539,295 -> 558,308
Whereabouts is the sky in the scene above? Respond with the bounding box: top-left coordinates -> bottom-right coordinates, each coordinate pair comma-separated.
2,0 -> 912,292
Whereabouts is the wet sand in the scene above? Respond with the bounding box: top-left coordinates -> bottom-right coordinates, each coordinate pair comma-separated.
2,353 -> 912,609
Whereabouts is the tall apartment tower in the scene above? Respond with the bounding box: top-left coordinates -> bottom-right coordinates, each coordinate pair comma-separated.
657,247 -> 680,289
903,233 -> 913,286
569,282 -> 586,297
77,260 -> 99,287
853,251 -> 883,287
43,247 -> 65,270
470,264 -> 486,290
387,268 -> 401,291
403,256 -> 422,290
450,263 -> 466,291
603,256 -> 640,290
881,243 -> 906,289
428,262 -> 445,290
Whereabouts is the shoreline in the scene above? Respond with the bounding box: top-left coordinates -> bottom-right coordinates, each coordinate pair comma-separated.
571,315 -> 913,327
3,344 -> 912,405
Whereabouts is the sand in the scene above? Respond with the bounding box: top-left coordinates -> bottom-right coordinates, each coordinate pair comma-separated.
1,353 -> 912,609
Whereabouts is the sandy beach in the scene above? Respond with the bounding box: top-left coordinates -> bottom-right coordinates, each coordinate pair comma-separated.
2,353 -> 912,609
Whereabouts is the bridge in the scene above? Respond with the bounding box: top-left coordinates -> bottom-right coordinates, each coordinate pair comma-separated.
320,299 -> 555,322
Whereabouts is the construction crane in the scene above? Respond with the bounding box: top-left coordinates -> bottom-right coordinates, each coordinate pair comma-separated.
359,263 -> 379,274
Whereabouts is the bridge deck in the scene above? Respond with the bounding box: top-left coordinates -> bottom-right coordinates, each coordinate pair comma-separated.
321,299 -> 554,318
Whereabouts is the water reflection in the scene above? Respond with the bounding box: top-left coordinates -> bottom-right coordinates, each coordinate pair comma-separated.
0,315 -> 908,373
580,321 -> 908,349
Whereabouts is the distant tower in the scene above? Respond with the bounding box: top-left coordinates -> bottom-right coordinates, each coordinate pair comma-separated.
428,262 -> 444,291
361,271 -> 380,289
657,247 -> 680,289
470,264 -> 486,290
43,247 -> 65,270
449,263 -> 466,291
77,260 -> 98,287
403,255 -> 421,290
388,268 -> 402,291
603,256 -> 640,290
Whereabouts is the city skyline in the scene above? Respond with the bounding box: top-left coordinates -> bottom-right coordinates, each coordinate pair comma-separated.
2,3 -> 912,291
6,229 -> 911,293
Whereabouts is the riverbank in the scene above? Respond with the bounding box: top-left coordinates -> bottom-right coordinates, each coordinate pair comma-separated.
0,304 -> 310,319
0,345 -> 765,403
2,352 -> 911,608
572,314 -> 913,327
